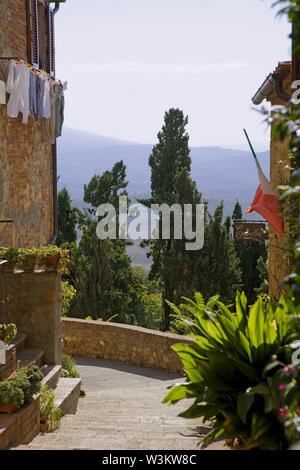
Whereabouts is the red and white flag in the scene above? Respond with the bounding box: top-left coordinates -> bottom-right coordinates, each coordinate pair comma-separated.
246,159 -> 283,236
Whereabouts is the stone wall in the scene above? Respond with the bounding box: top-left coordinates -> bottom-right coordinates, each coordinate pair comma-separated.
0,0 -> 54,248
62,318 -> 195,374
267,71 -> 292,298
0,271 -> 62,364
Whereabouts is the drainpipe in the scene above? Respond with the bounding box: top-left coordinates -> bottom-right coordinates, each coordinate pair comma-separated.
50,141 -> 58,246
53,3 -> 60,15
50,1 -> 63,245
273,71 -> 291,103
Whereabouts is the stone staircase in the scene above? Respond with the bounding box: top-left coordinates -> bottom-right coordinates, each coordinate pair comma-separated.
0,332 -> 81,449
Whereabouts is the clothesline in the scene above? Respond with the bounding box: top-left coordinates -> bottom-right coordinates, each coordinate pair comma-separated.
0,58 -> 66,142
0,57 -> 64,86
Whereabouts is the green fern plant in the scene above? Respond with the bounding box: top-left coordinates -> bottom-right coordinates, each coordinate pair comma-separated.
163,292 -> 296,450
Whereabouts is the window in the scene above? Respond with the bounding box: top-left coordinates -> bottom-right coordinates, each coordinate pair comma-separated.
26,0 -> 55,76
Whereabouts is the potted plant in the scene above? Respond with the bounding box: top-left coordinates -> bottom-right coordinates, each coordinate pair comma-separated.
0,247 -> 18,271
10,366 -> 43,404
0,324 -> 17,344
0,381 -> 24,414
16,248 -> 38,272
40,383 -> 61,432
37,246 -> 70,274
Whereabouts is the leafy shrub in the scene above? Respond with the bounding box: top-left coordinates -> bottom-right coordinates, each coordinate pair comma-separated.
61,281 -> 77,316
61,353 -> 80,378
163,292 -> 299,450
0,323 -> 17,344
0,381 -> 24,408
10,366 -> 43,404
40,383 -> 61,431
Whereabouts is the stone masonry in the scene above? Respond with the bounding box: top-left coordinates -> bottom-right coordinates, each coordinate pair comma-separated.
0,0 -> 54,248
62,318 -> 195,374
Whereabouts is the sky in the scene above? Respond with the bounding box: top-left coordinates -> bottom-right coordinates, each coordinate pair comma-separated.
55,0 -> 291,149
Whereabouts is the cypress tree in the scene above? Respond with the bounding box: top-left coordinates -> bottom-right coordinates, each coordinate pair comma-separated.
232,201 -> 268,304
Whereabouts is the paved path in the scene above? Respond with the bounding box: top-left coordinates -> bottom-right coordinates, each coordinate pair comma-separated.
15,357 -> 226,450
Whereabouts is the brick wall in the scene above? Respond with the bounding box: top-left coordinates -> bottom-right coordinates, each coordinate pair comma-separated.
0,0 -> 54,248
62,318 -> 195,374
0,394 -> 40,450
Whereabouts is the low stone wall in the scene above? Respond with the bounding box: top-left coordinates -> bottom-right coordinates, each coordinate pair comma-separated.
62,318 -> 194,374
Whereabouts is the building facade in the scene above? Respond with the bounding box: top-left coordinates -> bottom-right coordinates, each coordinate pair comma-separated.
252,61 -> 292,298
0,0 -> 60,248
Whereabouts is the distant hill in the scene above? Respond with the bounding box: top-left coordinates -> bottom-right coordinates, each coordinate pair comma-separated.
57,128 -> 270,214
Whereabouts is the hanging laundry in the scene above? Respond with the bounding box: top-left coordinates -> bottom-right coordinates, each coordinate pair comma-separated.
29,72 -> 38,119
6,60 -> 30,124
4,58 -> 66,137
54,82 -> 64,138
0,80 -> 6,105
41,83 -> 57,144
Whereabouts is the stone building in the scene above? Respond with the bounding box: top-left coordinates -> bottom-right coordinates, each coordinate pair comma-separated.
252,61 -> 294,298
0,0 -> 65,248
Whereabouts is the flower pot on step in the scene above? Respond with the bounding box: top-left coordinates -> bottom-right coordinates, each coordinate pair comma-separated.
21,257 -> 36,272
45,255 -> 60,270
3,261 -> 15,272
0,403 -> 17,414
40,421 -> 49,433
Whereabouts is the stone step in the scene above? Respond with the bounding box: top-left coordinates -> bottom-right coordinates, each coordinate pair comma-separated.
54,378 -> 81,416
41,365 -> 62,390
12,333 -> 27,353
16,348 -> 44,369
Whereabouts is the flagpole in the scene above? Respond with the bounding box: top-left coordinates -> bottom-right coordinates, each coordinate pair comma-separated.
243,128 -> 258,160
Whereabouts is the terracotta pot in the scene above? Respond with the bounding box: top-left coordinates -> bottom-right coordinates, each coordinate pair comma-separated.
40,421 -> 48,433
45,255 -> 60,270
3,261 -> 15,272
21,257 -> 36,272
0,403 -> 17,414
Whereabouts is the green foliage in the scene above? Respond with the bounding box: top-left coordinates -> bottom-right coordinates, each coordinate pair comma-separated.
61,281 -> 77,316
232,202 -> 268,304
163,292 -> 298,450
61,353 -> 80,379
140,108 -> 204,330
10,366 -> 43,404
0,381 -> 24,408
190,203 -> 242,306
40,383 -> 62,431
0,366 -> 43,408
57,188 -> 77,246
265,1 -> 300,301
0,323 -> 17,344
254,256 -> 269,297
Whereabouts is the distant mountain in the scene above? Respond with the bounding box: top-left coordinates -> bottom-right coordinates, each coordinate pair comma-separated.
57,128 -> 270,214
57,127 -> 139,154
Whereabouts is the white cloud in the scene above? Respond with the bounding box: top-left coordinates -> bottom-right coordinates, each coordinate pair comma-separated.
72,61 -> 249,75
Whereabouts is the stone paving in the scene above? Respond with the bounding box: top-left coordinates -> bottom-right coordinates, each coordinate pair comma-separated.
14,357 -> 226,450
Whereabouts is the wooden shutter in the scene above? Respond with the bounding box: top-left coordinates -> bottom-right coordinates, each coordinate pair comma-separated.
47,6 -> 55,77
26,0 -> 39,68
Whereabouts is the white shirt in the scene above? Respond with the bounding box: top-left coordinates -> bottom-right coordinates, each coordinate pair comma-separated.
6,61 -> 30,124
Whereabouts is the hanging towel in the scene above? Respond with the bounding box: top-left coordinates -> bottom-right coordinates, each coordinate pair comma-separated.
0,80 -> 6,104
6,61 -> 30,124
29,72 -> 38,119
246,159 -> 284,236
